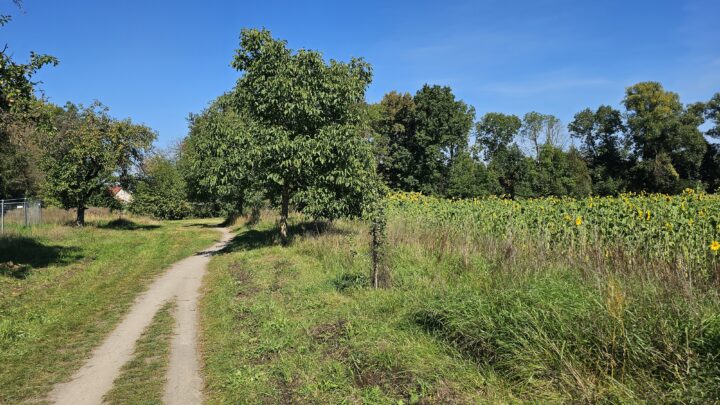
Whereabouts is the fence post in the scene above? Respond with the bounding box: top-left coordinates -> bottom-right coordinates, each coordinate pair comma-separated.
1,199 -> 4,234
24,197 -> 29,227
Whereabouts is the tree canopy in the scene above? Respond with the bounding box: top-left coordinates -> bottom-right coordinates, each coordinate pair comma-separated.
41,102 -> 154,225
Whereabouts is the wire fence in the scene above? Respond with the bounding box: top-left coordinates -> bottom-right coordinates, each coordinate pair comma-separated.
0,198 -> 42,234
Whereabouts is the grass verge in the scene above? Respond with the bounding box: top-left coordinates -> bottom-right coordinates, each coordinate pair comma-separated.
0,217 -> 219,403
200,219 -> 500,404
103,301 -> 176,405
201,215 -> 720,403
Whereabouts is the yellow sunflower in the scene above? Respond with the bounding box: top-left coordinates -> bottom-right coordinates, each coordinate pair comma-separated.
711,241 -> 720,252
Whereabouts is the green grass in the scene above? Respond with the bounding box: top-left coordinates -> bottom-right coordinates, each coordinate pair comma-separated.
0,217 -> 220,403
201,219 -> 506,404
201,215 -> 720,403
104,301 -> 176,405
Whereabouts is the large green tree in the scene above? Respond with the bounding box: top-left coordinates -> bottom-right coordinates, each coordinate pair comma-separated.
568,105 -> 628,194
369,85 -> 475,195
476,112 -> 521,162
623,82 -> 706,191
370,91 -> 418,190
41,102 -> 154,226
181,94 -> 259,216
412,84 -> 475,195
231,28 -> 380,243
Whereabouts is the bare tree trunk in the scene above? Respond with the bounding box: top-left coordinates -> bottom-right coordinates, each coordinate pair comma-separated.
76,206 -> 86,227
279,185 -> 289,245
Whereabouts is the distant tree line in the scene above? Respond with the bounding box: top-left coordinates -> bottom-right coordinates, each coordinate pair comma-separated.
369,83 -> 720,199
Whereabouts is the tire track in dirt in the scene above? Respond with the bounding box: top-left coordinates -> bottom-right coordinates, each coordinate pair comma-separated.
48,227 -> 232,405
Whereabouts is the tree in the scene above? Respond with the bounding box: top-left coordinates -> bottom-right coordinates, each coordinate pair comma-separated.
700,142 -> 720,192
704,92 -> 720,138
543,114 -> 563,148
623,82 -> 706,191
370,91 -> 418,190
131,154 -> 191,220
476,112 -> 521,162
0,19 -> 58,112
446,150 -> 500,198
521,111 -> 545,160
231,28 -> 380,243
701,93 -> 720,191
534,144 -> 591,197
568,105 -> 628,194
181,94 -> 259,217
0,8 -> 57,198
412,84 -> 475,195
112,119 -> 156,190
489,143 -> 536,197
41,102 -> 154,226
0,100 -> 52,198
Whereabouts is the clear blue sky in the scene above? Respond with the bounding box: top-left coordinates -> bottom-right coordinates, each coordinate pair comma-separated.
5,0 -> 720,148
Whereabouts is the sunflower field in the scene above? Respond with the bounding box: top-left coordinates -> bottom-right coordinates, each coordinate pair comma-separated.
387,188 -> 720,280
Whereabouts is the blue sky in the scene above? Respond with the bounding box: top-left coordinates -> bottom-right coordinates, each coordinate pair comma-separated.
5,0 -> 720,148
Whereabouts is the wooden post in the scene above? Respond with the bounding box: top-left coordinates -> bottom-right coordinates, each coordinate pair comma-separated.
24,197 -> 29,227
1,199 -> 4,234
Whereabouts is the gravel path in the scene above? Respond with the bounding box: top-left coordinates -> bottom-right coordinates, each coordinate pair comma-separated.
48,227 -> 233,405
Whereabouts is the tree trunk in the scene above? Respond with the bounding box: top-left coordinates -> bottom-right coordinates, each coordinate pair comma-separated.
279,185 -> 289,245
76,206 -> 86,227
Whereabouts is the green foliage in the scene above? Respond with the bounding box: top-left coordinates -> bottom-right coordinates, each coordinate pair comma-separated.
487,144 -> 535,197
706,92 -> 720,138
446,151 -> 501,198
131,154 -> 191,220
230,28 -> 381,241
369,85 -> 475,196
520,111 -> 546,159
476,112 -> 521,162
181,94 -> 259,216
370,91 -> 418,190
41,102 -> 154,225
0,10 -> 57,199
412,84 -> 475,195
388,189 -> 720,278
569,105 -> 628,195
368,83 -> 719,199
0,14 -> 58,113
534,144 -> 592,198
623,82 -> 707,191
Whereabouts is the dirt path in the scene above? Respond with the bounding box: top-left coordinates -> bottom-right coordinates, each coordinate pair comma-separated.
48,227 -> 233,405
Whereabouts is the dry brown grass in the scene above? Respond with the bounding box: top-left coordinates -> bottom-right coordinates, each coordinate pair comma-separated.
1,207 -> 158,235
